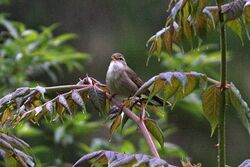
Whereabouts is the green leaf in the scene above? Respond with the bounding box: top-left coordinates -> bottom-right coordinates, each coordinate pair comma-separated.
52,33 -> 77,46
229,82 -> 250,134
226,19 -> 244,45
148,79 -> 165,102
202,85 -> 221,136
144,118 -> 164,147
244,1 -> 250,39
162,77 -> 180,100
0,18 -> 19,38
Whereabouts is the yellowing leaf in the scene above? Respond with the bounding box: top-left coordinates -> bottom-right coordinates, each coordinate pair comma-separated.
202,85 -> 221,136
109,115 -> 122,139
163,30 -> 172,54
1,110 -> 8,125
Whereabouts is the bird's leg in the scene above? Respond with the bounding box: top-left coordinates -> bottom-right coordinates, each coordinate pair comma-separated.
109,93 -> 117,100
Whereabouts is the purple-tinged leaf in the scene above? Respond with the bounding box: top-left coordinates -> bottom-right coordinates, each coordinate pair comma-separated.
73,150 -> 103,167
58,95 -> 72,115
72,90 -> 86,112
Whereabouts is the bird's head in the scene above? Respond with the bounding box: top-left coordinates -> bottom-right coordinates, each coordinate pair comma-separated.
111,53 -> 126,62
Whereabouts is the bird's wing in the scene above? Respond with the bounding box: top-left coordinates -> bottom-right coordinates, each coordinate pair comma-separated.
125,67 -> 144,88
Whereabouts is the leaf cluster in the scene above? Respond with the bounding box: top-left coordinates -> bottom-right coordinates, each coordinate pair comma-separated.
73,150 -> 170,167
0,131 -> 34,167
0,14 -> 89,95
147,0 -> 250,60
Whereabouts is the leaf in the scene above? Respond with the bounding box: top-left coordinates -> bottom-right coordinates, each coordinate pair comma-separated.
226,19 -> 244,44
162,77 -> 180,100
1,110 -> 8,125
73,150 -> 169,167
0,132 -> 35,167
229,82 -> 250,134
52,33 -> 77,46
14,149 -> 35,167
109,115 -> 122,138
239,159 -> 250,167
0,18 -> 18,38
149,79 -> 165,101
34,86 -> 46,99
88,86 -> 107,114
171,0 -> 187,20
144,119 -> 164,147
45,101 -> 54,113
163,30 -> 172,54
202,85 -> 221,136
174,73 -> 202,101
58,95 -> 72,115
72,90 -> 86,112
244,0 -> 250,38
156,37 -> 162,56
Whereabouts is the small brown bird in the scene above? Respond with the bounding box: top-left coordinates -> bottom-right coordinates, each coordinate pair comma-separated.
106,53 -> 166,105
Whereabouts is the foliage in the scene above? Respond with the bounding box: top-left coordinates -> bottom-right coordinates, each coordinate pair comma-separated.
146,0 -> 250,58
0,131 -> 34,167
0,0 -> 250,166
0,14 -> 89,96
73,150 -> 170,167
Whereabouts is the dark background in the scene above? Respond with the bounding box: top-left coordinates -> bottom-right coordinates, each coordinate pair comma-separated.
1,0 -> 250,166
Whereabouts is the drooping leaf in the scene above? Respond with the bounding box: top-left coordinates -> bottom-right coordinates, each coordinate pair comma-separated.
72,90 -> 86,112
239,159 -> 250,167
88,86 -> 107,114
109,115 -> 122,139
0,132 -> 35,167
73,150 -> 170,167
229,82 -> 250,134
45,101 -> 54,113
144,119 -> 164,147
202,85 -> 221,136
58,95 -> 72,115
226,18 -> 244,44
34,86 -> 46,99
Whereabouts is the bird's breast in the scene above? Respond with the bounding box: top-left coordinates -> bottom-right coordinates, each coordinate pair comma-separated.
106,61 -> 125,94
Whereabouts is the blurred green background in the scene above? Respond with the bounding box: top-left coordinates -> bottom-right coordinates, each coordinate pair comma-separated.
0,0 -> 250,166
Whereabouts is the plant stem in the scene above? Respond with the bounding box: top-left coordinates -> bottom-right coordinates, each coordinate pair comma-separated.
112,98 -> 160,158
216,0 -> 227,166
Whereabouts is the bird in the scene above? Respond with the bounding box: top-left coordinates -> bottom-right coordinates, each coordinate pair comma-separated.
106,53 -> 168,106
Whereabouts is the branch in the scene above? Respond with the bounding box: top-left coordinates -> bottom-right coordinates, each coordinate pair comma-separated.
216,0 -> 227,166
111,98 -> 160,158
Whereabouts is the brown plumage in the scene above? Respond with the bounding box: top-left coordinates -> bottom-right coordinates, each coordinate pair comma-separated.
106,53 -> 167,105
